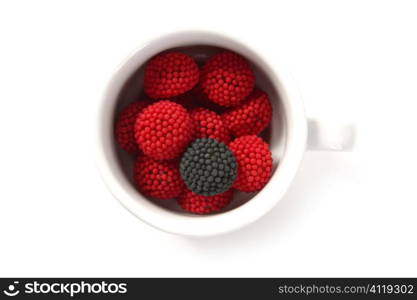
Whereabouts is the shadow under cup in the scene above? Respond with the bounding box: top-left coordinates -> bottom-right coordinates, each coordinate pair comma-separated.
111,41 -> 286,215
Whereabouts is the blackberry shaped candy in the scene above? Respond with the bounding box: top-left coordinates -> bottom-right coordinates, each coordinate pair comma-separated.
180,138 -> 237,196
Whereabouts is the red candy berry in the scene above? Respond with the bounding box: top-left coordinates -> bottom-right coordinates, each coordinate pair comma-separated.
177,188 -> 234,214
190,108 -> 230,143
135,101 -> 193,160
229,135 -> 272,192
144,52 -> 199,99
200,51 -> 255,107
134,156 -> 184,200
115,101 -> 149,154
222,89 -> 272,137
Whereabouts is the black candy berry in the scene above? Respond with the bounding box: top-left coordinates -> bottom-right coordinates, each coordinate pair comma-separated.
180,138 -> 238,196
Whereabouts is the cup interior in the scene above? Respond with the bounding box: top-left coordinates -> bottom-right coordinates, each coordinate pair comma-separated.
111,43 -> 286,214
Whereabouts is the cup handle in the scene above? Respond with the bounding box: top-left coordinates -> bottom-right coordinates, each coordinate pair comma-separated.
307,119 -> 356,151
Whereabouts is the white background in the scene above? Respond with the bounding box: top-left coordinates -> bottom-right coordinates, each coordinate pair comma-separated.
0,0 -> 416,277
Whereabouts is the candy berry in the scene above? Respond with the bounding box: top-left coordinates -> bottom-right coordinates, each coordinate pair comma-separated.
178,188 -> 234,214
115,101 -> 149,154
135,101 -> 193,160
144,52 -> 199,99
134,156 -> 184,200
180,138 -> 237,196
222,89 -> 272,137
200,51 -> 255,107
228,135 -> 272,192
190,108 -> 230,143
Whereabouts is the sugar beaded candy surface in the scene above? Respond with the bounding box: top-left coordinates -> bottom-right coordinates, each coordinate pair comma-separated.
134,100 -> 194,160
115,100 -> 149,154
144,52 -> 200,99
190,107 -> 231,144
229,135 -> 273,192
180,138 -> 238,196
177,188 -> 234,214
200,51 -> 255,107
222,89 -> 272,137
134,156 -> 184,200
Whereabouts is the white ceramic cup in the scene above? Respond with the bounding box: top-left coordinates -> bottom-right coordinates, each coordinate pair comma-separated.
96,30 -> 355,237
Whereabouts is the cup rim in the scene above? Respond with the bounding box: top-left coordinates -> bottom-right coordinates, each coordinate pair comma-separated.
96,30 -> 307,236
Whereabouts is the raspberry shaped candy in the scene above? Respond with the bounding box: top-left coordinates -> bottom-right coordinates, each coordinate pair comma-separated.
178,188 -> 234,214
229,135 -> 272,192
190,108 -> 230,144
144,52 -> 199,99
134,156 -> 184,200
135,101 -> 193,160
222,89 -> 272,137
115,100 -> 149,154
200,51 -> 255,107
180,138 -> 237,196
